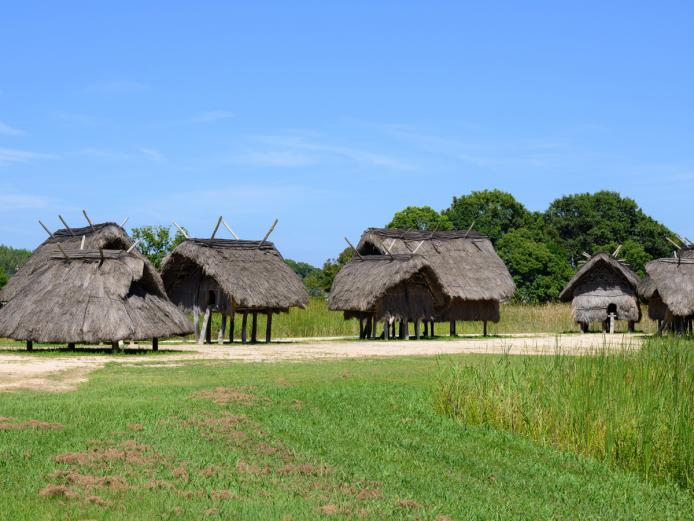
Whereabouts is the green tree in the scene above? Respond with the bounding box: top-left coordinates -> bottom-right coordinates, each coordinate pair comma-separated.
544,191 -> 674,272
496,228 -> 574,304
0,266 -> 8,290
444,189 -> 532,242
387,206 -> 453,231
319,247 -> 354,294
0,245 -> 31,276
131,225 -> 187,269
285,259 -> 326,297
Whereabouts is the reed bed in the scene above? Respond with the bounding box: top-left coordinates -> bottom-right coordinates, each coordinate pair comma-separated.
434,336 -> 694,492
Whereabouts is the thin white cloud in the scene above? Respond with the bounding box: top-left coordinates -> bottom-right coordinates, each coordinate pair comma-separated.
0,148 -> 57,164
85,80 -> 149,95
0,192 -> 50,210
193,110 -> 235,123
138,147 -> 164,162
0,120 -> 25,136
236,150 -> 317,167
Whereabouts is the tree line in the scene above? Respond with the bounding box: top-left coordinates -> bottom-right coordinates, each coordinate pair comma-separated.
0,190 -> 677,304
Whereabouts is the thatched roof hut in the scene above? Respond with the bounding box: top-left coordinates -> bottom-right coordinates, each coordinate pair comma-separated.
328,254 -> 446,338
639,255 -> 694,333
559,252 -> 641,331
160,239 -> 308,343
0,222 -> 154,304
0,249 -> 193,347
356,228 -> 515,324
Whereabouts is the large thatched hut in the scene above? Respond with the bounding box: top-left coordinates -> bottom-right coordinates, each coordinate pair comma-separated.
639,249 -> 694,334
559,252 -> 641,333
355,228 -> 515,335
328,254 -> 447,339
0,221 -> 139,305
0,249 -> 193,350
160,239 -> 308,344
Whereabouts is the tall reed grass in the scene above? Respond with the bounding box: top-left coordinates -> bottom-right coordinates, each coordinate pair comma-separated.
434,337 -> 694,492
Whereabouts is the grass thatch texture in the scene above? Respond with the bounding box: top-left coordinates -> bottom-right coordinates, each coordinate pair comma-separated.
434,337 -> 694,492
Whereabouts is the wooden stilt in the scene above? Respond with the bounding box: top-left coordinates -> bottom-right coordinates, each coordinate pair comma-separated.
415,319 -> 421,340
26,340 -> 33,351
152,338 -> 158,351
430,321 -> 435,337
241,313 -> 248,344
266,312 -> 273,343
423,321 -> 429,337
218,314 -> 227,344
383,320 -> 389,341
628,321 -> 635,333
229,313 -> 235,343
370,315 -> 376,339
483,321 -> 488,337
198,307 -> 211,344
193,305 -> 200,340
363,316 -> 371,339
205,311 -> 212,344
404,320 -> 409,340
399,320 -> 405,339
67,343 -> 75,350
359,318 -> 365,339
111,341 -> 120,352
251,312 -> 258,343
450,320 -> 456,337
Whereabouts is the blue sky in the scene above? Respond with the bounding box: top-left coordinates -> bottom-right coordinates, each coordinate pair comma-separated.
1,2 -> 693,265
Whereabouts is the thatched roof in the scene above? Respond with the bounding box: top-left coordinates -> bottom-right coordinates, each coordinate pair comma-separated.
642,257 -> 694,317
356,228 -> 515,302
559,252 -> 641,302
0,222 -> 163,303
328,254 -> 441,311
161,239 -> 308,312
0,250 -> 193,343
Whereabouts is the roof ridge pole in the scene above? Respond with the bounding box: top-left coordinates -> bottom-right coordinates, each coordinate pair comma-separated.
38,220 -> 55,238
56,243 -> 69,259
463,220 -> 476,239
666,236 -> 683,250
127,239 -> 141,253
257,219 -> 278,249
120,217 -> 129,227
612,244 -> 622,258
211,216 -> 223,239
172,221 -> 189,239
344,237 -> 364,260
82,210 -> 95,231
58,215 -> 75,236
222,219 -> 240,240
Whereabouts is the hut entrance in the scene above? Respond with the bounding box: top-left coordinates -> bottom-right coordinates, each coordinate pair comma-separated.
607,303 -> 617,316
606,303 -> 617,334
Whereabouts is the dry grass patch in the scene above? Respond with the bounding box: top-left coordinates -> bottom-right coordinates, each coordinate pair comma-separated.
190,386 -> 264,405
0,417 -> 63,430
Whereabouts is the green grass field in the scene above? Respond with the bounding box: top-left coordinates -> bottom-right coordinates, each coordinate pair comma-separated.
1,354 -> 693,520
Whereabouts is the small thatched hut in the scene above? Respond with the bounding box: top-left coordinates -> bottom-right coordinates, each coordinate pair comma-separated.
0,221 -> 139,305
0,249 -> 193,349
160,239 -> 308,344
639,251 -> 694,334
328,254 -> 447,339
559,252 -> 641,333
355,228 -> 515,335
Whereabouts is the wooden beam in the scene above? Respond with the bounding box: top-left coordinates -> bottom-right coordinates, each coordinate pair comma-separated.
56,244 -> 69,259
229,312 -> 235,343
258,219 -> 279,249
251,312 -> 258,343
483,321 -> 488,337
359,318 -> 365,339
450,320 -> 456,337
82,210 -> 95,231
383,320 -> 389,341
463,220 -> 476,238
26,340 -> 33,351
173,221 -> 189,239
193,305 -> 200,340
343,237 -> 363,260
80,236 -> 85,250
666,236 -> 683,250
67,343 -> 75,350
265,312 -> 273,343
414,319 -> 421,340
198,307 -> 211,344
152,338 -> 159,351
211,216 -> 223,239
38,220 -> 55,238
127,239 -> 141,253
120,217 -> 129,228
205,309 -> 212,344
58,215 -> 75,235
430,321 -> 435,337
222,219 -> 240,240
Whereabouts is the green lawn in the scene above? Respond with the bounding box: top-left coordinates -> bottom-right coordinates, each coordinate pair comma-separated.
1,356 -> 692,520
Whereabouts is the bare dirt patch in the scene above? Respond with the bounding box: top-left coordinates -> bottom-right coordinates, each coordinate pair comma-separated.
0,417 -> 63,430
190,386 -> 262,405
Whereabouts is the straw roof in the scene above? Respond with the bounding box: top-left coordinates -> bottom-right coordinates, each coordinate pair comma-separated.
356,228 -> 515,302
642,257 -> 694,317
0,250 -> 193,343
559,252 -> 641,302
160,239 -> 308,312
0,222 -> 162,303
328,254 -> 446,320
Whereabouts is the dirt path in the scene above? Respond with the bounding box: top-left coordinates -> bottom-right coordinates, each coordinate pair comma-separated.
0,333 -> 642,392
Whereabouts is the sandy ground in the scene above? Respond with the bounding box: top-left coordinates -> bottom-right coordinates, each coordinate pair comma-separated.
0,333 -> 643,393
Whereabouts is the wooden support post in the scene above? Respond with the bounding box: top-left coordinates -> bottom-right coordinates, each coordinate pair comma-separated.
628,321 -> 635,333
423,321 -> 429,337
364,316 -> 372,339
193,305 -> 200,340
415,319 -> 421,340
266,312 -> 273,343
580,322 -> 588,333
483,321 -> 488,337
371,314 -> 377,339
152,338 -> 158,351
241,313 -> 248,344
251,312 -> 258,343
229,313 -> 235,343
404,320 -> 409,340
430,321 -> 435,337
450,320 -> 456,337
383,320 -> 389,341
359,318 -> 365,340
205,311 -> 212,344
399,320 -> 405,339
26,340 -> 33,351
111,341 -> 120,352
198,307 -> 211,345
218,314 -> 227,344
67,343 -> 75,350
